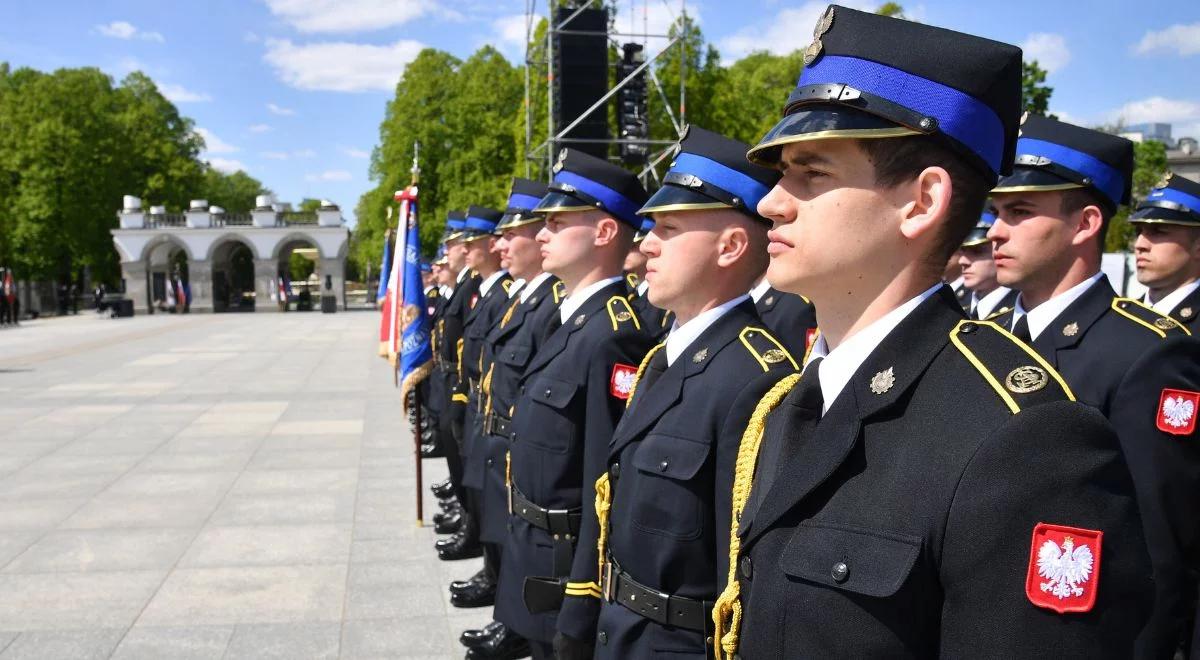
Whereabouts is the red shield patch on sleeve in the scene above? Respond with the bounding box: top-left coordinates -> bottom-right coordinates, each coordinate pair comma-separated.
1157,388 -> 1198,436
805,328 -> 819,354
609,363 -> 638,400
470,294 -> 479,310
1025,523 -> 1102,614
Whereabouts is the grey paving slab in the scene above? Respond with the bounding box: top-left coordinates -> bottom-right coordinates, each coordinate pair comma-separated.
209,491 -> 356,526
224,621 -> 341,660
178,524 -> 352,568
2,528 -> 195,574
0,499 -> 87,531
60,492 -> 225,529
247,448 -> 362,471
340,617 -> 456,659
229,468 -> 358,496
136,565 -> 347,626
0,571 -> 165,631
109,625 -> 234,660
0,628 -> 125,660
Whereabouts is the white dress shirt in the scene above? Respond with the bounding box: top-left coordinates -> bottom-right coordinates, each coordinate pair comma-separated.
637,280 -> 649,297
948,276 -> 964,292
478,270 -> 509,297
508,279 -> 525,299
664,295 -> 750,366
559,276 -> 624,324
1011,272 -> 1104,341
969,286 -> 1013,319
1144,279 -> 1200,316
805,284 -> 942,415
520,272 -> 554,304
750,278 -> 772,303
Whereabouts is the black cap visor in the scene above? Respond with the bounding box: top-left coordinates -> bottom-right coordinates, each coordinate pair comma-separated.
747,106 -> 917,167
1130,204 -> 1200,227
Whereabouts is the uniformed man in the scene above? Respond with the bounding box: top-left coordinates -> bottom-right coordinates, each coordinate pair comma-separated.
624,222 -> 650,287
461,178 -> 564,659
713,7 -> 1153,658
432,211 -> 484,561
493,149 -> 656,660
944,251 -> 969,309
988,114 -> 1200,659
959,209 -> 1017,320
417,260 -> 442,459
591,125 -> 797,659
628,220 -> 673,339
749,274 -> 819,359
1131,173 -> 1200,332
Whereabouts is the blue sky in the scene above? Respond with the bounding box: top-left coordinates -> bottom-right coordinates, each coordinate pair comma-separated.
1,0 -> 1198,225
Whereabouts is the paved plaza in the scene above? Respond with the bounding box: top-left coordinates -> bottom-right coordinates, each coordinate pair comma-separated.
0,312 -> 486,659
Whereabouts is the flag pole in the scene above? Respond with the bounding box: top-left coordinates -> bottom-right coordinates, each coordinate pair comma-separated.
409,142 -> 425,526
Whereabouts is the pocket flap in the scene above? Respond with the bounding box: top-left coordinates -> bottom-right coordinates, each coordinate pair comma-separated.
498,344 -> 533,368
530,376 -> 578,410
779,520 -> 921,597
631,433 -> 710,481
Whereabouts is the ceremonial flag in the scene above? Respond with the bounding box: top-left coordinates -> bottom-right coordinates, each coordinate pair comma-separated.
377,217 -> 393,303
174,277 -> 187,312
388,186 -> 432,409
3,270 -> 15,304
377,223 -> 395,356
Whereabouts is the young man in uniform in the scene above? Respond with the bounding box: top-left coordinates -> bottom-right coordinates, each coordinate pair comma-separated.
492,149 -> 656,660
461,178 -> 565,659
1131,173 -> 1200,332
959,209 -> 1017,320
592,125 -> 797,660
988,115 -> 1200,659
713,7 -> 1153,658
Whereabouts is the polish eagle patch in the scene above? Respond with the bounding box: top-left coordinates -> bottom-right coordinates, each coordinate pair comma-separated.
610,364 -> 638,400
1025,523 -> 1101,614
1157,389 -> 1198,436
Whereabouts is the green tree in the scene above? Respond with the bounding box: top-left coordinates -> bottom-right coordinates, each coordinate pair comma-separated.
297,198 -> 322,213
199,168 -> 270,212
1106,140 -> 1167,252
1022,61 -> 1055,118
652,14 -> 724,144
876,3 -> 907,18
711,50 -> 804,145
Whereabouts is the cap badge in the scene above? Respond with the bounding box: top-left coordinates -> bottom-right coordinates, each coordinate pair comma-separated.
869,367 -> 895,395
1156,172 -> 1173,189
1062,322 -> 1079,337
1006,366 -> 1049,394
553,148 -> 568,174
762,349 -> 788,365
803,6 -> 835,66
692,348 -> 709,364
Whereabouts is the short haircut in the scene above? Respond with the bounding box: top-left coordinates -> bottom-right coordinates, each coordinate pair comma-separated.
857,135 -> 992,263
1059,187 -> 1114,248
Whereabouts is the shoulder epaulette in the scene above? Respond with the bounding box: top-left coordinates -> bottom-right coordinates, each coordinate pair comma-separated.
984,306 -> 1013,321
949,319 -> 1075,414
738,327 -> 799,372
552,281 -> 566,305
606,295 -> 642,331
1112,297 -> 1192,338
625,272 -> 640,289
501,279 -> 514,295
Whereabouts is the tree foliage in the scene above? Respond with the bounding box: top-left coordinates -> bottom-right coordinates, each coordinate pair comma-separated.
200,168 -> 270,213
1021,61 -> 1055,118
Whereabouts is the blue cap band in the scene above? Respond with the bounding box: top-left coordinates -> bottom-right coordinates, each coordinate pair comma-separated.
1146,186 -> 1200,214
1016,138 -> 1125,207
464,216 -> 498,233
799,55 -> 1005,175
446,218 -> 465,231
553,170 -> 643,228
639,218 -> 654,232
507,193 -> 543,211
670,153 -> 772,211
979,211 -> 997,227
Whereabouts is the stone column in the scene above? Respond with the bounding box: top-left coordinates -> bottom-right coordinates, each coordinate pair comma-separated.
120,260 -> 150,314
188,260 -> 214,313
253,258 -> 281,313
319,258 -> 346,311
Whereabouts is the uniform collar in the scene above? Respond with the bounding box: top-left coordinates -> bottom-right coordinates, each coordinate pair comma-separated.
806,283 -> 942,415
520,272 -> 553,303
559,275 -> 623,324
1146,279 -> 1200,316
1013,272 -> 1103,341
664,294 -> 750,366
439,284 -> 450,297
971,285 -> 1013,319
947,276 -> 964,291
750,278 -> 772,303
478,269 -> 508,296
456,267 -> 470,284
637,279 -> 649,296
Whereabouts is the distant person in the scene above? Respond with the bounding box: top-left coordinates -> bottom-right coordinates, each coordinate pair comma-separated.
958,210 -> 1017,320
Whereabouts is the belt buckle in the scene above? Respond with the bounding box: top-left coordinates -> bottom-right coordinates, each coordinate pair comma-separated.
602,561 -> 615,602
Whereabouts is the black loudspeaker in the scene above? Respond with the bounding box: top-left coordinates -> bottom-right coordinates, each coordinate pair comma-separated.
553,7 -> 610,160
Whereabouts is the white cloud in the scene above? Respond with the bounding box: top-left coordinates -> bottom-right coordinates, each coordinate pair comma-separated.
306,170 -> 353,182
244,31 -> 261,44
96,20 -> 164,43
263,38 -> 424,92
261,151 -> 290,160
248,123 -> 272,133
1103,96 -> 1200,140
717,1 -> 873,61
1021,33 -> 1071,73
262,0 -> 431,33
196,128 -> 239,154
208,158 -> 247,174
267,102 -> 295,116
492,14 -> 529,62
158,83 -> 212,103
612,2 -> 701,46
342,147 -> 370,159
293,148 -> 317,158
1134,22 -> 1200,57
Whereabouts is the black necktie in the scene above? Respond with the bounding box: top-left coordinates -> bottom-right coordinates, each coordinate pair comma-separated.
746,357 -> 824,516
638,347 -> 669,394
1012,315 -> 1031,343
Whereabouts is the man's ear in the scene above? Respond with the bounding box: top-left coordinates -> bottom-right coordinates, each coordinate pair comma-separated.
716,225 -> 751,269
594,216 -> 620,247
897,166 -> 952,242
1068,204 -> 1105,248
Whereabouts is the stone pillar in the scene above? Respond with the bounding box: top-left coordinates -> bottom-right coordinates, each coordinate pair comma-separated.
253,258 -> 280,312
188,260 -> 214,313
319,258 -> 346,311
120,260 -> 150,314
252,210 -> 278,228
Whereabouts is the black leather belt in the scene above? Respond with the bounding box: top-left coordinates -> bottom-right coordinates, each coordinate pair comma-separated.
510,487 -> 581,537
484,410 -> 513,439
605,559 -> 714,634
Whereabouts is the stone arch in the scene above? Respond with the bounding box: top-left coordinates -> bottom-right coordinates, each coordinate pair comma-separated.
205,232 -> 261,261
270,231 -> 325,259
138,234 -> 194,262
210,236 -> 258,313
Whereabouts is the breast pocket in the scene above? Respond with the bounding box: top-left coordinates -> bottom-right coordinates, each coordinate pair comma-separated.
779,520 -> 921,598
629,433 -> 711,540
520,375 -> 580,454
498,343 -> 533,370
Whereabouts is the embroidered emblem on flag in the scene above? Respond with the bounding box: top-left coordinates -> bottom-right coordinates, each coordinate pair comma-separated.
610,364 -> 638,399
1025,523 -> 1101,614
1157,389 -> 1198,436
